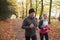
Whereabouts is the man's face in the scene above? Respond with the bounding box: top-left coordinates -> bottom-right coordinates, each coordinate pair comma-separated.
29,12 -> 35,18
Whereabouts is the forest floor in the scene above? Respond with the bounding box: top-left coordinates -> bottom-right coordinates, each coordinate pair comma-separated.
0,18 -> 60,40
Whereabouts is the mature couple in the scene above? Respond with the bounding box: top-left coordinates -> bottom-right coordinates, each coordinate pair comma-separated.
22,8 -> 50,40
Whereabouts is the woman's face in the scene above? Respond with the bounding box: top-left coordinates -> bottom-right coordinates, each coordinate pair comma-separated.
43,15 -> 47,19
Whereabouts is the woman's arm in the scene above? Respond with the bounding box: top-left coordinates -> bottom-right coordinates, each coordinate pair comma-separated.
38,20 -> 43,30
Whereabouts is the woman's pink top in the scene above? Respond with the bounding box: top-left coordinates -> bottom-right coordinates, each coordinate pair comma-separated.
40,25 -> 50,34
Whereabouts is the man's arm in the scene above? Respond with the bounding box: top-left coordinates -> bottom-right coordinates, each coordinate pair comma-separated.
22,18 -> 30,29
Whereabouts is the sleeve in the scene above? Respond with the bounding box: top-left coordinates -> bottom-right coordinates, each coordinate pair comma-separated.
22,18 -> 30,29
38,20 -> 43,30
35,18 -> 38,27
34,18 -> 38,28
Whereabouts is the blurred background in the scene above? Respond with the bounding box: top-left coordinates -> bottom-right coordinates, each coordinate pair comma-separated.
0,0 -> 60,40
0,0 -> 60,20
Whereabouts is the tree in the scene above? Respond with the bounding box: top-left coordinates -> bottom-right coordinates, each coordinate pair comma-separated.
30,0 -> 32,8
35,0 -> 37,17
26,0 -> 27,17
22,1 -> 24,19
0,0 -> 12,20
0,0 -> 17,20
39,0 -> 43,19
58,14 -> 60,21
10,0 -> 18,18
49,0 -> 52,24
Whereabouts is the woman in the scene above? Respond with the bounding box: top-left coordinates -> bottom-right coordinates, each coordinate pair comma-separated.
38,14 -> 50,40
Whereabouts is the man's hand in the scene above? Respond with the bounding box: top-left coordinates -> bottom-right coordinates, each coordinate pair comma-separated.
29,23 -> 34,28
36,27 -> 40,32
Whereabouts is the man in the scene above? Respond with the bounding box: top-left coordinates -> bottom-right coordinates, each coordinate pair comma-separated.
22,8 -> 37,40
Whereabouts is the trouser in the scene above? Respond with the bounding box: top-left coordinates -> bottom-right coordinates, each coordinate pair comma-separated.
25,35 -> 37,40
40,33 -> 49,40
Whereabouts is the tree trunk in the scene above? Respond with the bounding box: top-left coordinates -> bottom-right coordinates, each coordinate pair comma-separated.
49,0 -> 52,24
58,14 -> 60,21
30,0 -> 32,8
39,0 -> 43,19
26,0 -> 27,17
22,1 -> 24,19
35,0 -> 37,17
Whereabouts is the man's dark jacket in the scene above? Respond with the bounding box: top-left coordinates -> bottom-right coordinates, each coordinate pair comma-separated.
22,16 -> 37,37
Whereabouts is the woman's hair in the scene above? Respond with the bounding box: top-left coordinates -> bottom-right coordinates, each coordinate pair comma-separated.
41,14 -> 48,20
43,14 -> 47,16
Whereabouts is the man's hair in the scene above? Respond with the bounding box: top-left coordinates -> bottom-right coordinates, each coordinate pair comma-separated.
29,8 -> 35,14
